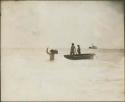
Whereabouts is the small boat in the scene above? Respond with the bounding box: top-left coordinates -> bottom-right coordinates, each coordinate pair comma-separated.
64,53 -> 95,60
89,44 -> 97,49
89,46 -> 97,49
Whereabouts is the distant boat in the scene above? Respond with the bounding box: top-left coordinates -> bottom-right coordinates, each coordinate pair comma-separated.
89,45 -> 98,49
64,54 -> 95,60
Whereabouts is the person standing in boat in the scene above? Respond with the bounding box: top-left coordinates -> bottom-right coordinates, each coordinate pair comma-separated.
77,45 -> 81,55
46,48 -> 58,61
70,43 -> 76,55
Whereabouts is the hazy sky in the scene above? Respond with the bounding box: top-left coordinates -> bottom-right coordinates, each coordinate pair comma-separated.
1,1 -> 124,49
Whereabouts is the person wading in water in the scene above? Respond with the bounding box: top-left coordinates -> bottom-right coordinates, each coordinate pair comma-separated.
46,48 -> 58,61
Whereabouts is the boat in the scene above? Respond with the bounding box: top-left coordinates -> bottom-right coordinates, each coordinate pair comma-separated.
89,46 -> 97,49
89,44 -> 97,49
64,53 -> 95,60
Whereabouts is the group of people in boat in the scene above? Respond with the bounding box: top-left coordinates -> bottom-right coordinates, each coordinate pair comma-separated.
46,43 -> 81,61
70,43 -> 81,55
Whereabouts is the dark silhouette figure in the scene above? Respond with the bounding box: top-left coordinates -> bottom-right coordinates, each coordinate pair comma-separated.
77,45 -> 81,55
46,48 -> 58,61
70,43 -> 76,55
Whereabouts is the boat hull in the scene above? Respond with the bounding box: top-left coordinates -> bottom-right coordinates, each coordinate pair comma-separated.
64,54 -> 95,60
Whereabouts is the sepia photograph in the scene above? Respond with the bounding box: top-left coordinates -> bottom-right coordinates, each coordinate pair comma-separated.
1,0 -> 124,101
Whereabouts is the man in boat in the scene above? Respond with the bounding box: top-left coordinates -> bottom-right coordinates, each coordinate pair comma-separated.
77,45 -> 81,55
70,43 -> 76,55
46,48 -> 58,61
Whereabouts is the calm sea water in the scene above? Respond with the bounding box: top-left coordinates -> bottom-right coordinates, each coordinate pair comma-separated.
1,48 -> 124,101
